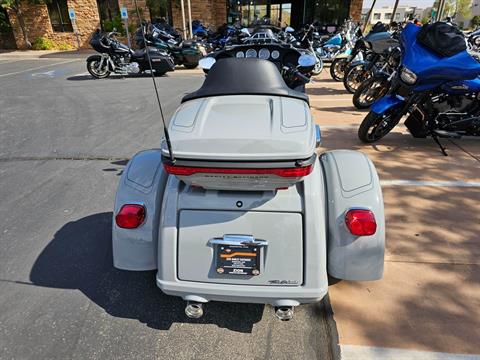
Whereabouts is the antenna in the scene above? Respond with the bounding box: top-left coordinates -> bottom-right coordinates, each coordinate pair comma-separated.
133,0 -> 175,163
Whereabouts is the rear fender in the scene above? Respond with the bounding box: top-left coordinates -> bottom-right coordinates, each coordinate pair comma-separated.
320,150 -> 385,281
112,149 -> 168,270
371,94 -> 405,114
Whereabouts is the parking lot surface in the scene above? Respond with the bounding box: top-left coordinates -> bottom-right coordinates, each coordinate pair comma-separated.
0,58 -> 338,360
1,55 -> 479,360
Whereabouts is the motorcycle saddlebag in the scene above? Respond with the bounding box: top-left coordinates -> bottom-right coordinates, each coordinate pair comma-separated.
417,22 -> 467,57
148,51 -> 175,73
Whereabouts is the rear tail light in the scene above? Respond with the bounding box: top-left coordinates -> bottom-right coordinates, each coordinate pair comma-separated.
163,164 -> 313,178
115,204 -> 146,229
345,209 -> 377,236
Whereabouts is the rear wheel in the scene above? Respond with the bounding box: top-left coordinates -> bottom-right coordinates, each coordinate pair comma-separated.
358,108 -> 403,143
343,64 -> 370,94
353,74 -> 390,109
86,58 -> 110,79
330,58 -> 347,81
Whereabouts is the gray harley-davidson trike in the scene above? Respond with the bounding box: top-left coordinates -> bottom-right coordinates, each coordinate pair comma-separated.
112,56 -> 385,320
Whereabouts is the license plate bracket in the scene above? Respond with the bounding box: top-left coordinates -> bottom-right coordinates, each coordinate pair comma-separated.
216,244 -> 260,276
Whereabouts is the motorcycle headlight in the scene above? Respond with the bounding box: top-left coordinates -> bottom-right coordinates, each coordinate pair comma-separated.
400,67 -> 417,84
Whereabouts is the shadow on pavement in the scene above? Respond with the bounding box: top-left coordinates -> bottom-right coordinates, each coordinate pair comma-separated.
29,212 -> 264,333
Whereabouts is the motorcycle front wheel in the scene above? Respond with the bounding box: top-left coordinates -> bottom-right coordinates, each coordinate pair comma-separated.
311,57 -> 324,76
353,74 -> 390,109
87,59 -> 111,79
358,108 -> 403,143
343,64 -> 370,94
330,58 -> 347,81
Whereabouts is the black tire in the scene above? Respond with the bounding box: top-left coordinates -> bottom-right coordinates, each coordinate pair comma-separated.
343,64 -> 370,94
353,74 -> 390,109
183,62 -> 198,69
154,71 -> 167,77
86,58 -> 110,79
330,58 -> 347,81
358,108 -> 403,143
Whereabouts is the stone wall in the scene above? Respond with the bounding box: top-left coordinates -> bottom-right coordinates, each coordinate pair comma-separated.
8,0 -> 100,49
171,0 -> 227,35
349,0 -> 363,22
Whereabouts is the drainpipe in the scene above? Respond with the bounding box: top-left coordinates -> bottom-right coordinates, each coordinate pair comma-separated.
180,0 -> 187,39
187,0 -> 193,39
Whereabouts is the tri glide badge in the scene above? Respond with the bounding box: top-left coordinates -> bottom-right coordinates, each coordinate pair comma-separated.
216,244 -> 260,276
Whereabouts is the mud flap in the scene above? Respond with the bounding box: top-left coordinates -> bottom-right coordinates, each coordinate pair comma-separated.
320,150 -> 385,281
112,149 -> 168,270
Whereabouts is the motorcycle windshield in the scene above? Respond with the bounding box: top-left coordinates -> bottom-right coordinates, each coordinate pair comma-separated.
402,23 -> 480,87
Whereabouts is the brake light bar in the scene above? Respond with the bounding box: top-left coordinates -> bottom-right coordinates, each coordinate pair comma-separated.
163,164 -> 313,178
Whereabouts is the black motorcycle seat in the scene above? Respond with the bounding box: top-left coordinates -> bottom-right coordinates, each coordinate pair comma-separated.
182,58 -> 309,103
182,40 -> 195,47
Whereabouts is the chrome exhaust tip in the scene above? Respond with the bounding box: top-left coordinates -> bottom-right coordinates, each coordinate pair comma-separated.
185,301 -> 204,319
275,306 -> 294,321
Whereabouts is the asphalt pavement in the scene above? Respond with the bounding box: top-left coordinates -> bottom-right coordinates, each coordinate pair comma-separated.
0,59 -> 339,359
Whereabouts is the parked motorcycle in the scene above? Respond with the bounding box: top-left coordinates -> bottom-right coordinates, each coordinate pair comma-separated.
343,31 -> 399,93
136,24 -> 204,69
203,43 -> 316,92
352,46 -> 401,109
358,22 -> 480,155
87,29 -> 175,78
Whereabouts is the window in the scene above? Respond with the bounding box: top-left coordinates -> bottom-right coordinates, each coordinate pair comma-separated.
373,13 -> 381,20
96,0 -> 121,30
385,13 -> 391,20
47,0 -> 73,32
395,12 -> 401,19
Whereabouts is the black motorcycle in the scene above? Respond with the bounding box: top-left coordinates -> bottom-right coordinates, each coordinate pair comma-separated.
343,31 -> 399,93
352,46 -> 401,109
136,24 -> 204,69
87,29 -> 175,79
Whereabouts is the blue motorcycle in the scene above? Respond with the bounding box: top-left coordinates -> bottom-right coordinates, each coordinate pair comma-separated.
358,22 -> 480,155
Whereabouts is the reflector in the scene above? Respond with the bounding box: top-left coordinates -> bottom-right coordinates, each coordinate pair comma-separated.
163,164 -> 313,178
345,209 -> 377,236
115,204 -> 146,229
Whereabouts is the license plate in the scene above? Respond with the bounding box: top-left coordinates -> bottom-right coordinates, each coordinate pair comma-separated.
216,244 -> 260,276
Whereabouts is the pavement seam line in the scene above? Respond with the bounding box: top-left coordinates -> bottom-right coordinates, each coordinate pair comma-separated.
0,59 -> 78,77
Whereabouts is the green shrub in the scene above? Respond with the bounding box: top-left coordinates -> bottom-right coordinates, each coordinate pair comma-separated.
32,37 -> 55,50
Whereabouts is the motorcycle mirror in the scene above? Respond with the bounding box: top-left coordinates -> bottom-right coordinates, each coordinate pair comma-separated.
240,28 -> 251,36
199,57 -> 216,70
298,54 -> 316,68
285,26 -> 295,33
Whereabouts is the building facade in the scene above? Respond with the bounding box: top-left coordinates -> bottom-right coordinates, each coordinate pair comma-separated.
361,6 -> 424,25
4,0 -> 362,50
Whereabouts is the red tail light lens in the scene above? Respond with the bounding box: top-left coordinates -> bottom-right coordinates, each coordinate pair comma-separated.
163,164 -> 313,178
115,204 -> 146,229
345,209 -> 377,236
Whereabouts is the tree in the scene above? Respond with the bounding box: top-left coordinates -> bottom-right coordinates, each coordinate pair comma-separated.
456,0 -> 471,19
471,15 -> 480,27
0,0 -> 47,48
